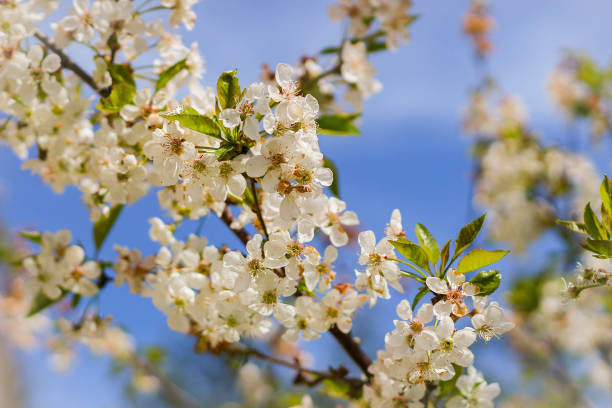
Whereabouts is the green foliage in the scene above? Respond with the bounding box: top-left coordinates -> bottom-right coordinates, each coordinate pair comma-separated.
316,113 -> 361,136
390,238 -> 430,271
453,213 -> 486,260
216,69 -> 241,110
107,64 -> 135,87
559,175 -> 612,258
155,58 -> 187,93
97,83 -> 135,113
322,156 -> 340,198
391,214 -> 507,309
93,204 -> 123,251
415,223 -> 440,265
469,270 -> 501,296
508,273 -> 549,314
19,230 -> 42,245
161,107 -> 223,139
456,249 -> 509,274
438,364 -> 463,400
412,285 -> 429,310
28,289 -> 68,317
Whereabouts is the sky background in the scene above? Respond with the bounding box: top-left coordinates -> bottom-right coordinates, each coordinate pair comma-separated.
2,0 -> 612,406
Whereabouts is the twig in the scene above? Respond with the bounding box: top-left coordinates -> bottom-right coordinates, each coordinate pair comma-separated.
132,357 -> 201,408
220,206 -> 251,244
329,326 -> 372,377
227,344 -> 365,388
248,178 -> 269,239
34,31 -> 110,97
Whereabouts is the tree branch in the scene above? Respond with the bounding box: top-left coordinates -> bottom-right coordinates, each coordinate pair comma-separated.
329,326 -> 372,377
220,206 -> 252,244
132,357 -> 202,408
34,31 -> 110,97
227,344 -> 365,388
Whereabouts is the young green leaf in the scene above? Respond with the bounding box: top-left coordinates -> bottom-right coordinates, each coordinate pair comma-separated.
439,239 -> 451,273
556,220 -> 589,236
456,248 -> 509,274
27,289 -> 68,317
582,239 -> 612,258
415,223 -> 440,265
412,285 -> 430,310
108,64 -> 135,86
316,113 -> 361,136
600,175 -> 612,216
215,142 -> 238,161
390,238 -> 430,271
322,156 -> 340,198
97,83 -> 135,113
160,110 -> 222,139
93,204 -> 124,251
19,231 -> 42,245
155,58 -> 187,93
469,270 -> 501,296
217,69 -> 241,110
584,203 -> 607,239
454,213 -> 486,258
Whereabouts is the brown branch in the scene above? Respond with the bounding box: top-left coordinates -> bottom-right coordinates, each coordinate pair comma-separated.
227,344 -> 365,388
220,206 -> 252,245
34,31 -> 110,97
329,326 -> 372,377
132,357 -> 201,408
248,177 -> 269,239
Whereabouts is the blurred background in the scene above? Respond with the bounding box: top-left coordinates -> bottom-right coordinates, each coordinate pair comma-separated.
2,0 -> 612,407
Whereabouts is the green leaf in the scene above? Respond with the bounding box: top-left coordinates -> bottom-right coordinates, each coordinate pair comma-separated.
71,294 -> 82,309
456,248 -> 509,274
316,113 -> 361,136
438,364 -> 463,399
323,156 -> 340,198
412,285 -> 429,310
390,238 -> 430,271
366,40 -> 387,53
600,175 -> 612,216
108,64 -> 135,86
161,109 -> 222,139
19,231 -> 42,245
556,220 -> 589,236
155,58 -> 187,93
584,203 -> 607,240
454,213 -> 486,259
469,270 -> 501,296
415,223 -> 440,265
439,239 -> 451,273
93,204 -> 123,251
215,142 -> 237,161
600,175 -> 612,233
217,69 -> 241,110
28,289 -> 68,317
582,239 -> 612,258
97,83 -> 135,113
320,46 -> 340,55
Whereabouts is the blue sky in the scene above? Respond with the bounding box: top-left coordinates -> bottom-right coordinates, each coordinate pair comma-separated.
2,0 -> 612,406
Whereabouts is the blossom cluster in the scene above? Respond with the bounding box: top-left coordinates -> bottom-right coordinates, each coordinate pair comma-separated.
364,270 -> 513,407
464,85 -> 599,251
0,0 -> 203,220
548,53 -> 612,138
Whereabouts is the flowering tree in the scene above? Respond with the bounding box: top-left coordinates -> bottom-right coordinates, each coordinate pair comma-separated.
0,1 -> 610,407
